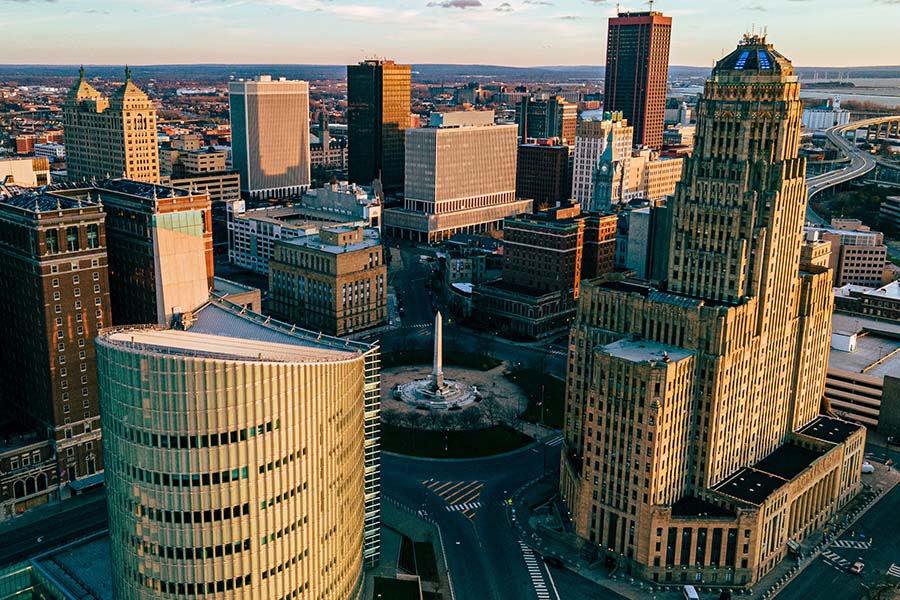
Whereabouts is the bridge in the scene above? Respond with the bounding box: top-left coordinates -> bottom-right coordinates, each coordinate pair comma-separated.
805,115 -> 900,225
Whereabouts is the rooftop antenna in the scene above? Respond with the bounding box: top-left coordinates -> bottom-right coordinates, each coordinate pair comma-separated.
648,0 -> 654,11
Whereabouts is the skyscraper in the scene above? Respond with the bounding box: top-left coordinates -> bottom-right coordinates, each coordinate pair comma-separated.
347,59 -> 411,192
229,76 -> 311,200
571,116 -> 633,212
63,68 -> 160,183
516,95 -> 578,144
0,187 -> 111,490
603,10 -> 672,149
561,35 -> 865,589
97,297 -> 381,599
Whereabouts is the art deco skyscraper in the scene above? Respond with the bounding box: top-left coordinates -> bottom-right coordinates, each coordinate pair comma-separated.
229,76 -> 311,199
603,10 -> 671,148
97,297 -> 382,599
347,59 -> 411,192
560,36 -> 865,589
63,68 -> 160,183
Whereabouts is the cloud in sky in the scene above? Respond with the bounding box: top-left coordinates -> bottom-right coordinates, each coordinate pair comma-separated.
0,0 -> 896,66
426,0 -> 482,7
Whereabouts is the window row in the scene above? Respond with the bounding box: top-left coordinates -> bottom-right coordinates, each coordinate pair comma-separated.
133,500 -> 251,524
114,419 -> 279,450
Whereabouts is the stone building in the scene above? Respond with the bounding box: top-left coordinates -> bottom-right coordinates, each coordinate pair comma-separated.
64,68 -> 159,184
560,35 -> 865,589
270,226 -> 386,336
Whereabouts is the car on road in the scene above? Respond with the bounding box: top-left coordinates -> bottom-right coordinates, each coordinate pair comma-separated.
849,561 -> 865,575
542,556 -> 563,568
861,461 -> 875,474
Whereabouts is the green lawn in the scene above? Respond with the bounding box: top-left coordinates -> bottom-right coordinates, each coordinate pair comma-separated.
506,368 -> 566,430
381,423 -> 532,458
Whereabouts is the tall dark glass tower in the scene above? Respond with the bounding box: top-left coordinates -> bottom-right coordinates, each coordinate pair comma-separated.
603,10 -> 672,149
347,59 -> 411,192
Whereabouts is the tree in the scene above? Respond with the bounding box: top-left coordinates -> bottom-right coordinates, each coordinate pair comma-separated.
459,406 -> 484,430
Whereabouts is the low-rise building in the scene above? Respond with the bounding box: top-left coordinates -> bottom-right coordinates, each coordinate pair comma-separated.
804,220 -> 888,287
881,196 -> 900,234
32,142 -> 66,160
834,280 -> 900,322
270,226 -> 387,336
825,313 -> 900,429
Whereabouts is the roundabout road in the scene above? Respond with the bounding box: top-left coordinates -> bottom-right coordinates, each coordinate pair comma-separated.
382,441 -> 564,600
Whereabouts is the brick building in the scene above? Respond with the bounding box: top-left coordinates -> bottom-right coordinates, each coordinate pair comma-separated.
270,226 -> 386,336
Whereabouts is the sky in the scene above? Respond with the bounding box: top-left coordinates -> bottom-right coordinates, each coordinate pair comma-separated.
3,0 -> 898,68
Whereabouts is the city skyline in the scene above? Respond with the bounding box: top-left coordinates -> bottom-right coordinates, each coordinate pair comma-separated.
3,0 -> 898,68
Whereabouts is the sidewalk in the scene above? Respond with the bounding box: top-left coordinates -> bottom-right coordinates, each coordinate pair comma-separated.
361,496 -> 454,600
510,462 -> 900,600
0,487 -> 105,536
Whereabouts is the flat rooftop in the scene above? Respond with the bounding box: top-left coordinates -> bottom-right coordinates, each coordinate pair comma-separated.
104,329 -> 357,363
671,496 -> 736,518
281,228 -> 381,254
714,467 -> 787,505
212,276 -> 258,297
828,331 -> 900,380
599,338 -> 693,364
753,443 -> 823,480
34,534 -> 114,599
799,415 -> 862,445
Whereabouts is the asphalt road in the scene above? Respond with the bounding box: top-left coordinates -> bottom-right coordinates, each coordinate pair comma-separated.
382,440 -> 572,600
778,482 -> 900,600
0,491 -> 107,567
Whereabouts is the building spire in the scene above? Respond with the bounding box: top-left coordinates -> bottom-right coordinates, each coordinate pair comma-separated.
79,65 -> 85,81
124,65 -> 131,82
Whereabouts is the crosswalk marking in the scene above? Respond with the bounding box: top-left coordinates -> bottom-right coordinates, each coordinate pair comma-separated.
446,502 -> 482,512
831,539 -> 871,550
519,541 -> 555,600
888,564 -> 900,578
423,479 -> 483,520
821,550 -> 851,570
544,435 -> 563,447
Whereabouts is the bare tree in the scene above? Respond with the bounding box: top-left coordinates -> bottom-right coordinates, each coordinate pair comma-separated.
459,406 -> 484,430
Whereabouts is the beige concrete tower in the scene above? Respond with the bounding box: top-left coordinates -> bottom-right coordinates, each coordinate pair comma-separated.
559,35 -> 864,589
63,68 -> 160,184
97,299 -> 381,599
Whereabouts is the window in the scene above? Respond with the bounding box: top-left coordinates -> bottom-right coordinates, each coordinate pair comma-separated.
66,227 -> 79,252
74,289 -> 80,298
46,230 -> 59,254
93,285 -> 100,294
72,275 -> 79,284
52,278 -> 59,287
86,224 -> 99,249
51,264 -> 59,274
92,272 -> 99,281
75,301 -> 81,309
60,368 -> 67,377
53,291 -> 60,301
22,456 -> 30,467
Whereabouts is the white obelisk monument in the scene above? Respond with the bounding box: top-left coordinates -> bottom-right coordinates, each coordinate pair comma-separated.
431,311 -> 445,390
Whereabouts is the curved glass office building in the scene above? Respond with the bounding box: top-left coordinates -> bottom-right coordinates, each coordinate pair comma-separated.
96,298 -> 380,600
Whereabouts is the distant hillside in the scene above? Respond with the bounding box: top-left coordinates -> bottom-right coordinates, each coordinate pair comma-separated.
0,64 -> 898,85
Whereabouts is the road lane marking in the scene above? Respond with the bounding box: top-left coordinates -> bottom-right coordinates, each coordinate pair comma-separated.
544,435 -> 563,447
831,539 -> 871,550
888,564 -> 900,578
518,541 -> 559,600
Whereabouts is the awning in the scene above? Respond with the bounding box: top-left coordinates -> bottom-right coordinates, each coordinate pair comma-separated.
68,472 -> 105,491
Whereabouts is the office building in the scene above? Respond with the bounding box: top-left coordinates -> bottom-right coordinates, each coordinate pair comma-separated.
270,226 -> 386,336
229,76 -> 311,199
383,111 -> 532,242
517,96 -> 578,144
0,157 -> 50,187
582,213 -> 619,279
33,142 -> 66,160
604,10 -> 672,148
561,35 -> 865,588
571,116 -> 633,212
626,148 -> 684,202
834,280 -> 900,322
0,186 -> 111,498
516,141 -> 572,210
310,112 -> 349,177
227,185 -> 375,275
473,202 -> 613,339
804,220 -> 888,287
63,68 -> 160,184
97,295 -> 381,599
347,59 -> 411,191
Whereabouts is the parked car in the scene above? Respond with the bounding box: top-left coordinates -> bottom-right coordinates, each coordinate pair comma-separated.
862,461 -> 875,474
849,561 -> 865,575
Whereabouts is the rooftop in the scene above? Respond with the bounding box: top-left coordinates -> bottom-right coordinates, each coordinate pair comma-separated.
799,416 -> 862,445
100,296 -> 376,363
212,276 -> 258,297
670,496 -> 736,519
713,467 -> 786,505
281,227 -> 381,255
828,329 -> 900,380
752,443 -> 823,480
598,338 -> 693,364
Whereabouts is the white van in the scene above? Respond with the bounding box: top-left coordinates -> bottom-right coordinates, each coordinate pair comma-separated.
683,585 -> 700,600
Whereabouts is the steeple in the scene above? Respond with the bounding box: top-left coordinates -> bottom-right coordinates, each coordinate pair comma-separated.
125,65 -> 131,82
